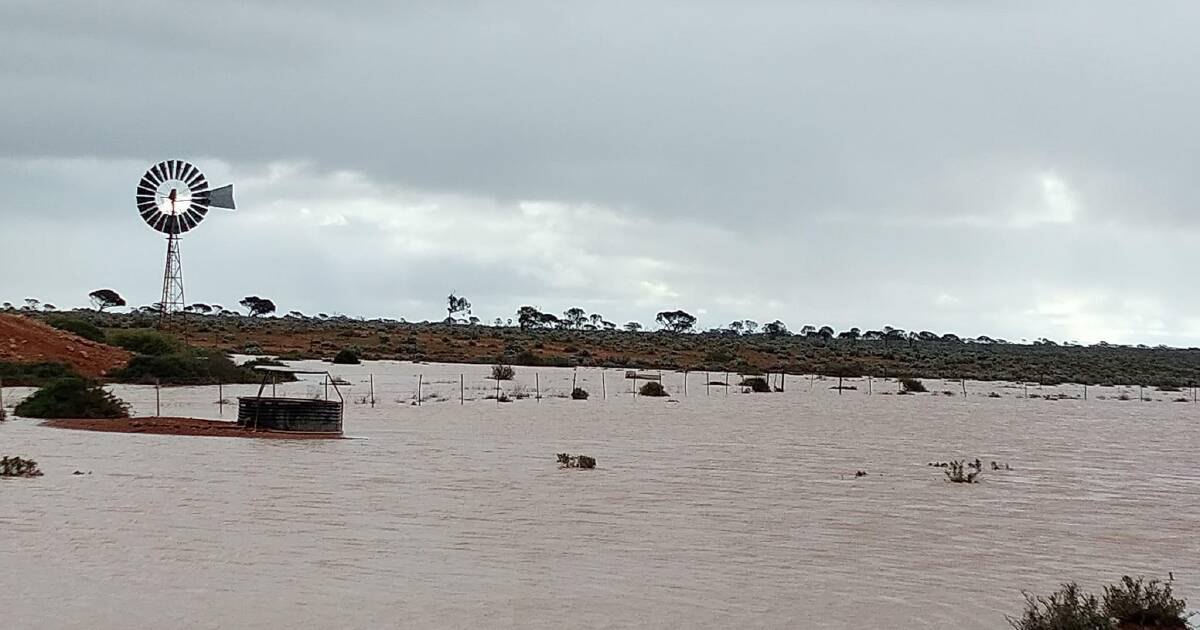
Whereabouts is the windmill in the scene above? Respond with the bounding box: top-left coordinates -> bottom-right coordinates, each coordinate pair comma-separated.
135,160 -> 235,320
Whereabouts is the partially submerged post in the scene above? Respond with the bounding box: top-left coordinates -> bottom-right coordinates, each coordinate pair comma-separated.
418,374 -> 423,406
369,374 -> 375,407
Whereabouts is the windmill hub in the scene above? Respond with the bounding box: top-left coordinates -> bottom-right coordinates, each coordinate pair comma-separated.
135,160 -> 235,320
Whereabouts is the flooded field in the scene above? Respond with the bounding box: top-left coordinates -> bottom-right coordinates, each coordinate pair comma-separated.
2,361 -> 1198,628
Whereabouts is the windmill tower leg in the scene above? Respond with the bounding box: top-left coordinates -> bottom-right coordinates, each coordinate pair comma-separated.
159,233 -> 185,322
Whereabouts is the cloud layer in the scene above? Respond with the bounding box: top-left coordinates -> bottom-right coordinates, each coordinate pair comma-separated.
2,1 -> 1198,344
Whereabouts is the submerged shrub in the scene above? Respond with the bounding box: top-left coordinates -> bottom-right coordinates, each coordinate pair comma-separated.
0,456 -> 43,477
944,460 -> 980,483
739,376 -> 771,393
639,381 -> 667,397
571,387 -> 589,400
491,364 -> 515,381
1007,583 -> 1112,630
14,378 -> 129,419
332,348 -> 361,364
1102,575 -> 1189,628
899,377 -> 927,393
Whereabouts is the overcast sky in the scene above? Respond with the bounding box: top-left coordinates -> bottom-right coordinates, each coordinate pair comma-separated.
2,1 -> 1197,344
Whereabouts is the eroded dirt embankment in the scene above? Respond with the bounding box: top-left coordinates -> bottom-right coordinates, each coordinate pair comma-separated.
0,314 -> 131,377
43,417 -> 343,439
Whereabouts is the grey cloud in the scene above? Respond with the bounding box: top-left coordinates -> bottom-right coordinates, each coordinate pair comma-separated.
1,1 -> 1198,343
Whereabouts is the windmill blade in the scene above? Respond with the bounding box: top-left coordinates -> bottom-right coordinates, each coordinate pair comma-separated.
206,184 -> 236,210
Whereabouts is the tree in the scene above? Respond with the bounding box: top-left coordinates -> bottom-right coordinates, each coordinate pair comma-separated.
742,320 -> 759,335
563,307 -> 587,329
447,292 -> 471,322
800,325 -> 816,337
624,321 -> 643,332
517,306 -> 545,330
493,317 -> 504,327
22,298 -> 39,311
601,320 -> 616,331
763,320 -> 789,336
88,289 -> 126,312
239,296 -> 276,317
656,310 -> 696,333
838,327 -> 861,345
589,313 -> 604,328
42,304 -> 56,311
727,321 -> 745,335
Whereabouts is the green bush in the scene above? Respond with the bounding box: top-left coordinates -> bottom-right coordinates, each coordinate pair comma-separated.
109,330 -> 183,356
332,348 -> 361,364
113,349 -> 275,385
899,377 -> 927,393
1007,583 -> 1112,630
492,364 -> 515,380
14,378 -> 129,419
48,317 -> 106,343
0,361 -> 80,387
571,387 -> 589,400
639,381 -> 667,397
1102,575 -> 1188,628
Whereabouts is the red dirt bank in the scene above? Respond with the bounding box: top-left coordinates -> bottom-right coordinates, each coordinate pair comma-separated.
43,417 -> 343,440
0,314 -> 130,377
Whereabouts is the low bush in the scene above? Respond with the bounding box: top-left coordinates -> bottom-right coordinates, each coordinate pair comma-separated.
113,349 -> 275,385
1007,582 -> 1111,630
740,376 -> 771,393
14,378 -> 129,419
1102,575 -> 1189,628
1008,576 -> 1190,630
492,364 -> 515,380
48,317 -> 106,343
639,381 -> 667,397
944,460 -> 979,483
332,348 -> 361,364
900,377 -> 927,393
109,330 -> 183,356
571,387 -> 589,400
0,456 -> 43,477
0,361 -> 80,387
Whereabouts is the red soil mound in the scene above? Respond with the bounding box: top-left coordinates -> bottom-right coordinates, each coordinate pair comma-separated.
43,417 -> 343,439
0,314 -> 131,377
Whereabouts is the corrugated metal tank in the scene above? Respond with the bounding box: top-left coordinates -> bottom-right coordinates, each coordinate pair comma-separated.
237,397 -> 343,434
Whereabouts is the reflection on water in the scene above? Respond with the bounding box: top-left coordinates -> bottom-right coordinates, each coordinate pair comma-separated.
2,362 -> 1198,629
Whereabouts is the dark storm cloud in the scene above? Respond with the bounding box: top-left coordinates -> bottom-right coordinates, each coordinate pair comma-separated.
2,1 -> 1199,343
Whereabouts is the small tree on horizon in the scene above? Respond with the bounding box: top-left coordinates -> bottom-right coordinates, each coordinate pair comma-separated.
239,296 -> 276,317
88,289 -> 126,312
624,321 -> 643,332
656,310 -> 697,333
447,292 -> 472,323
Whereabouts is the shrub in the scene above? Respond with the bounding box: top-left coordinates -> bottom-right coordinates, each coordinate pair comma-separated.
639,381 -> 667,397
113,349 -> 275,385
944,460 -> 979,483
571,387 -> 589,400
14,378 -> 129,419
739,376 -> 771,393
1102,575 -> 1188,628
1007,583 -> 1112,630
0,361 -> 80,387
491,364 -> 515,380
0,456 -> 43,477
109,330 -> 183,356
332,348 -> 361,364
48,317 -> 106,343
900,377 -> 927,393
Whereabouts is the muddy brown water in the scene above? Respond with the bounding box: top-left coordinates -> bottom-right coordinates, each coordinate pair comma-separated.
2,361 -> 1197,628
